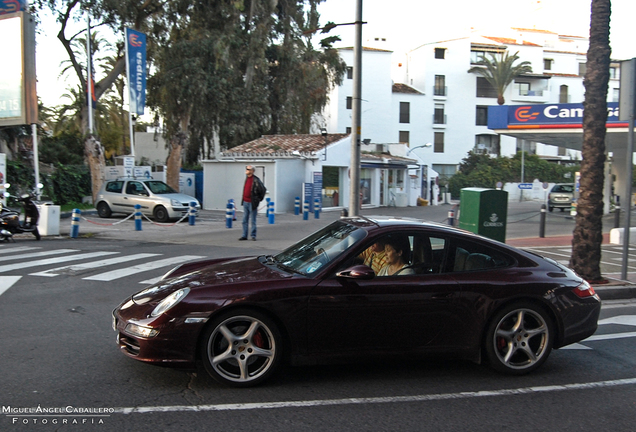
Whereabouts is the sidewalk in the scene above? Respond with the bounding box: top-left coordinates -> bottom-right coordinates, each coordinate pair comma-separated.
52,206 -> 635,301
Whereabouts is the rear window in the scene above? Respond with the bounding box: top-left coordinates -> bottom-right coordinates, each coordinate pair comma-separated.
105,181 -> 123,193
552,185 -> 573,193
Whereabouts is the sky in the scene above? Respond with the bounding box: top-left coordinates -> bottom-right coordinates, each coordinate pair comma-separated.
315,0 -> 634,59
35,0 -> 635,108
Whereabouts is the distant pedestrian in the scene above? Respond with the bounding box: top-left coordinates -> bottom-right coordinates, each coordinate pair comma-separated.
239,165 -> 266,241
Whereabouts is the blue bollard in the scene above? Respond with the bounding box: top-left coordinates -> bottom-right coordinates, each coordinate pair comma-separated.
294,197 -> 300,216
226,202 -> 233,228
70,208 -> 81,238
230,199 -> 237,220
265,197 -> 271,219
134,204 -> 142,231
314,197 -> 321,219
268,201 -> 275,224
189,201 -> 197,226
303,200 -> 309,221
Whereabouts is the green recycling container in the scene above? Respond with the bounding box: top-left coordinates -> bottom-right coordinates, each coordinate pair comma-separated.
458,188 -> 508,242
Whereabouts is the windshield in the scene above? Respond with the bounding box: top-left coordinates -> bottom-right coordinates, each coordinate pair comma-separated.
274,221 -> 367,276
144,181 -> 177,194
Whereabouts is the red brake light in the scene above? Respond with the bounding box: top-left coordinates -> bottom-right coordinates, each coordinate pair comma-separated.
573,281 -> 596,298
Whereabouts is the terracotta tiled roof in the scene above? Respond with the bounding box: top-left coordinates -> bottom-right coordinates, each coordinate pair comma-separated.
338,46 -> 393,53
392,83 -> 423,94
222,134 -> 350,157
511,27 -> 557,35
482,36 -> 541,47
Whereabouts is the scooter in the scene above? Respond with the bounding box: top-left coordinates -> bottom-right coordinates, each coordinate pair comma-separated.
0,184 -> 41,242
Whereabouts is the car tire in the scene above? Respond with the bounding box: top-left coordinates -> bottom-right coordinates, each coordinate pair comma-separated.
548,206 -> 553,212
200,309 -> 282,387
97,202 -> 112,218
484,302 -> 553,375
560,208 -> 565,212
153,206 -> 169,222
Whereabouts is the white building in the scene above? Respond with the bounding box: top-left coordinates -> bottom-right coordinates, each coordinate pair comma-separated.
201,134 -> 433,212
319,27 -> 623,181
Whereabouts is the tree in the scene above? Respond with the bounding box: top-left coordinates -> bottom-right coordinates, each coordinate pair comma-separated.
569,0 -> 611,282
148,0 -> 346,189
37,0 -> 163,200
468,51 -> 532,105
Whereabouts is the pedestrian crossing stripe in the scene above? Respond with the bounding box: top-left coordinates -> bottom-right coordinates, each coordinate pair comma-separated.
83,255 -> 206,281
29,253 -> 162,277
0,249 -> 79,263
0,251 -> 117,273
0,246 -> 41,255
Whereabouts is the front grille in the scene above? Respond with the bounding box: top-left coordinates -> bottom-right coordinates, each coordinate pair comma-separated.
119,335 -> 140,355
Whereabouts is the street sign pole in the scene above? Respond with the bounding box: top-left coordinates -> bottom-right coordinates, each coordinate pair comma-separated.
619,59 -> 636,280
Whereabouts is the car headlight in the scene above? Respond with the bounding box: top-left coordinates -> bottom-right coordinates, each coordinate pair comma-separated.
151,287 -> 190,317
171,199 -> 182,207
125,323 -> 159,338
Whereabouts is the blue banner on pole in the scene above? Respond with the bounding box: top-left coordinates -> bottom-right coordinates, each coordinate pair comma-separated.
125,28 -> 146,116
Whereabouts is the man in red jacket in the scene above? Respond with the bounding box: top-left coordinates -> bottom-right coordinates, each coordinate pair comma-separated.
239,165 -> 266,241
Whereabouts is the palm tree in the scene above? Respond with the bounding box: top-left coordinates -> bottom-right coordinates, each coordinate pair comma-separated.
569,0 -> 611,282
468,51 -> 532,105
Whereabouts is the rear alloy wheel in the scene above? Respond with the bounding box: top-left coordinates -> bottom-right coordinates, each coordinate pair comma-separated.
153,206 -> 169,222
97,202 -> 112,218
201,310 -> 282,387
485,303 -> 553,375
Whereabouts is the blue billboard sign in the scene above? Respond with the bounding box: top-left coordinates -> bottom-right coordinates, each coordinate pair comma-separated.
125,28 -> 147,116
489,102 -> 627,130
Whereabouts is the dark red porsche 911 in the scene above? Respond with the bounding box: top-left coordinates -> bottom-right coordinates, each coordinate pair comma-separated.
113,216 -> 601,387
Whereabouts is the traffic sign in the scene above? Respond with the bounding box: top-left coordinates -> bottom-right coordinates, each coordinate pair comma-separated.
518,183 -> 533,190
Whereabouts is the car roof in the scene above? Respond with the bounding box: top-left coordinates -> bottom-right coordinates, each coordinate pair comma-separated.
343,215 -> 467,234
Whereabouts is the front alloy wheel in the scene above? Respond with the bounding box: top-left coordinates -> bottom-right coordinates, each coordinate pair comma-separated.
485,303 -> 553,375
201,310 -> 281,387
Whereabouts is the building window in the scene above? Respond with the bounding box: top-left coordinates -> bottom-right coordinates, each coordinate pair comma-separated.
612,88 -> 620,102
559,85 -> 569,103
578,62 -> 587,76
433,105 -> 445,124
471,50 -> 486,64
476,77 -> 497,98
544,59 -> 553,70
399,102 -> 410,123
346,127 -> 351,134
609,67 -> 618,79
346,96 -> 352,109
558,147 -> 567,156
399,131 -> 410,144
475,134 -> 499,154
434,132 -> 444,153
476,106 -> 488,126
516,82 -> 530,96
346,67 -> 353,79
434,48 -> 446,59
434,75 -> 446,96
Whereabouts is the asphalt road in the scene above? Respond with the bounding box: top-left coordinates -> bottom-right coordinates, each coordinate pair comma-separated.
1,236 -> 636,431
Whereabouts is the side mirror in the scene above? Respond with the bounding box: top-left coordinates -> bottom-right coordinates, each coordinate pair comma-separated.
336,265 -> 375,280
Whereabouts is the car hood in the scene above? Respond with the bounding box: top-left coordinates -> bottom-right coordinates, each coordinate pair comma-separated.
132,256 -> 291,304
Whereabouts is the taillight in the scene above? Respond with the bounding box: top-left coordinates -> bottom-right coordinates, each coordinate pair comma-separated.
573,281 -> 596,298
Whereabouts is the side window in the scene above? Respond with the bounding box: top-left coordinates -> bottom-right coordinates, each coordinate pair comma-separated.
447,240 -> 514,272
359,233 -> 447,277
105,181 -> 123,193
126,181 -> 146,195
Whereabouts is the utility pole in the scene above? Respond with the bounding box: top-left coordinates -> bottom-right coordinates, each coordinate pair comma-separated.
349,0 -> 363,216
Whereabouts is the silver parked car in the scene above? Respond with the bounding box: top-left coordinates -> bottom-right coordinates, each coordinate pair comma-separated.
95,178 -> 200,222
548,183 -> 574,212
